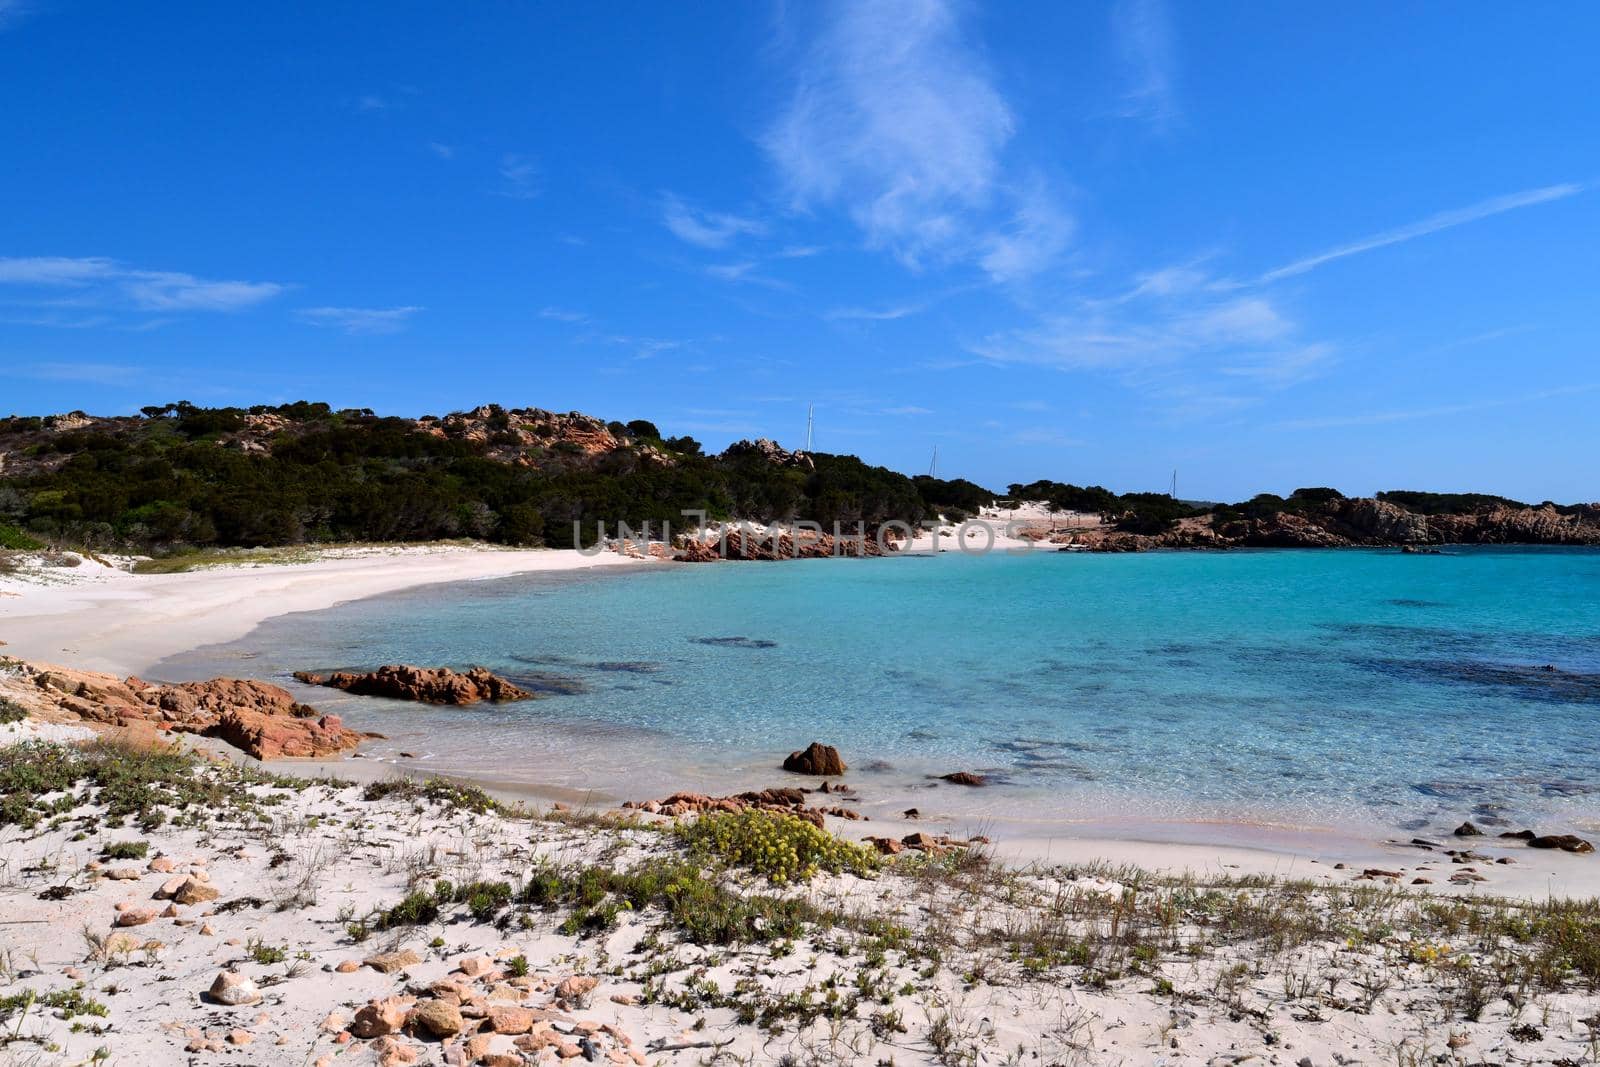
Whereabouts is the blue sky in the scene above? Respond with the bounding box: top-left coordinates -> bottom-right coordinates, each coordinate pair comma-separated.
3,2 -> 1597,502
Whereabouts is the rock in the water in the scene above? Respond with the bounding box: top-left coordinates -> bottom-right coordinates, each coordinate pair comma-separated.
293,665 -> 533,705
782,742 -> 846,776
1528,834 -> 1595,853
938,771 -> 988,787
1453,821 -> 1482,837
207,971 -> 262,1006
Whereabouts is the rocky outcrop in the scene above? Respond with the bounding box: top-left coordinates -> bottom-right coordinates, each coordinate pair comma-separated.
4,661 -> 362,760
675,527 -> 894,562
293,665 -> 533,705
1341,499 -> 1431,543
1428,505 -> 1600,545
782,742 -> 846,776
623,786 -> 864,827
721,438 -> 815,470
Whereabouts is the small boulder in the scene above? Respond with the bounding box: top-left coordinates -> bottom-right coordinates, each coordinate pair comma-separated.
782,742 -> 846,776
1453,821 -> 1482,837
115,908 -> 158,927
207,970 -> 262,1007
488,1005 -> 536,1034
408,998 -> 464,1039
173,877 -> 220,905
554,975 -> 598,1005
937,771 -> 987,787
1529,834 -> 1595,854
351,997 -> 412,1038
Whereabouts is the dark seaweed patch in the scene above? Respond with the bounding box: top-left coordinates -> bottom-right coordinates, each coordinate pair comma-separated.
1367,658 -> 1600,703
691,636 -> 778,649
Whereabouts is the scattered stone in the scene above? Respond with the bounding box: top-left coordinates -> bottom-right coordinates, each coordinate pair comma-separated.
105,866 -> 141,880
148,856 -> 177,873
1361,869 -> 1402,879
902,807 -> 920,819
371,1033 -> 419,1066
351,997 -> 412,1038
366,948 -> 423,973
409,997 -> 464,1038
456,955 -> 494,977
782,741 -> 846,776
206,971 -> 262,1006
1500,829 -> 1537,840
335,959 -> 360,973
226,1029 -> 253,1046
554,976 -> 598,1005
489,1005 -> 537,1034
115,907 -> 158,927
173,877 -> 220,905
1453,821 -> 1482,837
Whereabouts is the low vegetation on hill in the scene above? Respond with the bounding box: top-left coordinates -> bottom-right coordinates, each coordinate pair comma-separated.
2,402 -> 1595,554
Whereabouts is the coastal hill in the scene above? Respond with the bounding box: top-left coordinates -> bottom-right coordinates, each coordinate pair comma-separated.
1,401 -> 1597,554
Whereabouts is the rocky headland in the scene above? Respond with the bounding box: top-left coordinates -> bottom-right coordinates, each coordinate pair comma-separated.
0,657 -> 363,760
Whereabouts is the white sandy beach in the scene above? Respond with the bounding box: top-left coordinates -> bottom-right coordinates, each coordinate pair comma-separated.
0,544 -> 648,677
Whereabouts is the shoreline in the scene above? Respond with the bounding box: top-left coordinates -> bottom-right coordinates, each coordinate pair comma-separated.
0,543 -> 651,677
5,541 -> 1599,900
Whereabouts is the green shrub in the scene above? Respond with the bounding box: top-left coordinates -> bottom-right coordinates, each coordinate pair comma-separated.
100,840 -> 150,860
0,523 -> 42,550
375,890 -> 440,930
679,810 -> 880,883
0,698 -> 26,725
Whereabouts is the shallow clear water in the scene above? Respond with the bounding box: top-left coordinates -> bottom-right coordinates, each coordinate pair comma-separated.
164,547 -> 1600,842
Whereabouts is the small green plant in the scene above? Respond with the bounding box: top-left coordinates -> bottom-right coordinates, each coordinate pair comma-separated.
506,955 -> 529,977
245,938 -> 287,965
99,841 -> 150,861
679,810 -> 880,883
375,890 -> 439,930
0,698 -> 26,726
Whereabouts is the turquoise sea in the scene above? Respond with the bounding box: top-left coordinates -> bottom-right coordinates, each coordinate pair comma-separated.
164,547 -> 1600,844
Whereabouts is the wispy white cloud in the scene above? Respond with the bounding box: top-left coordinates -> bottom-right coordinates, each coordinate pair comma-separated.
974,267 -> 1333,419
0,255 -> 285,316
980,179 -> 1075,282
497,154 -> 540,199
660,194 -> 766,249
297,306 -> 422,335
538,306 -> 589,323
356,94 -> 389,112
1110,0 -> 1178,127
1260,182 -> 1584,283
765,0 -> 1070,280
883,404 -> 934,416
826,302 -> 925,322
428,142 -> 454,159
